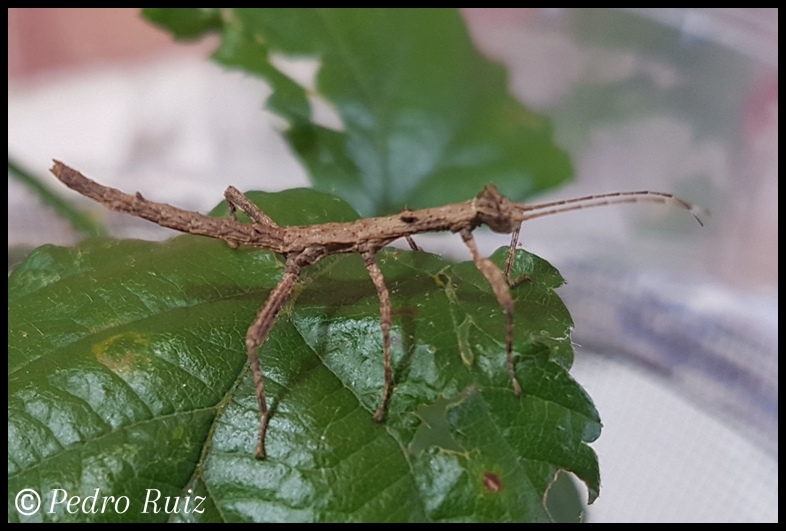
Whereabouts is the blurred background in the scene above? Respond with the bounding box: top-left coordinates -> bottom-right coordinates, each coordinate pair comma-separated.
8,8 -> 777,522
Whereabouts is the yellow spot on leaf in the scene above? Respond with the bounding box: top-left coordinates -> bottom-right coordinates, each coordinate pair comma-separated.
92,332 -> 151,375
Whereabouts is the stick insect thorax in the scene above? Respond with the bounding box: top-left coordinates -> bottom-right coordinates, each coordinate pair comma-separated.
50,161 -> 704,460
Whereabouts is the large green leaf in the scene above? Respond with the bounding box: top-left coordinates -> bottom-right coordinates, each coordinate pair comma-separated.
8,189 -> 599,522
143,8 -> 572,216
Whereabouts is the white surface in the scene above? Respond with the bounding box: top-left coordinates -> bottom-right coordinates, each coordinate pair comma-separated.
573,352 -> 777,522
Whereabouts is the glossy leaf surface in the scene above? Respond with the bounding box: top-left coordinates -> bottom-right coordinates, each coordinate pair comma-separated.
8,189 -> 599,522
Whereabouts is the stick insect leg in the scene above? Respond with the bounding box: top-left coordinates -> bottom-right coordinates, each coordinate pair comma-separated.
504,225 -> 521,283
360,246 -> 394,422
503,224 -> 531,287
225,186 -> 279,227
404,236 -> 421,251
460,229 -> 522,396
246,248 -> 324,460
245,255 -> 301,460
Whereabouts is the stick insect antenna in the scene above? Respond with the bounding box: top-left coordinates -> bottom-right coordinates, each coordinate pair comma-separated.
504,191 -> 705,281
513,190 -> 706,226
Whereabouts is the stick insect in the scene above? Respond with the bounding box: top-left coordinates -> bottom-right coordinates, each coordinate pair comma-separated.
50,161 -> 703,460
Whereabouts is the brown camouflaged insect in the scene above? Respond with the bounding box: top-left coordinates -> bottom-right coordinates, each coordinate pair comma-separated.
51,161 -> 703,460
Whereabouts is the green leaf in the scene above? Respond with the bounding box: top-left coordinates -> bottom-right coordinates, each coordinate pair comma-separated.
142,8 -> 222,40
8,189 -> 600,522
143,8 -> 572,216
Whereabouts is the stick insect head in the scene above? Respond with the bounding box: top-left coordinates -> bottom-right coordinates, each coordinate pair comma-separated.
473,184 -> 519,234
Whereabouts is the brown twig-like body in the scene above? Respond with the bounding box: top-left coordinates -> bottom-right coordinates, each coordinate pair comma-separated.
50,161 -> 703,460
